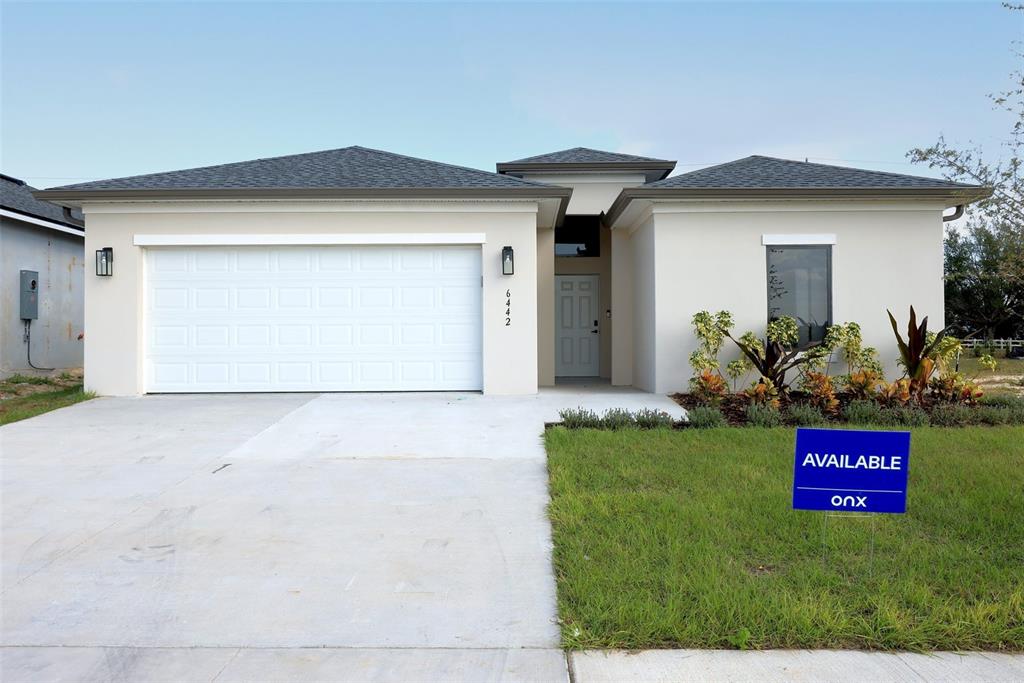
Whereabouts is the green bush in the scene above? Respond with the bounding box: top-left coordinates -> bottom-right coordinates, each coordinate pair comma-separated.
785,403 -> 827,426
600,408 -> 637,430
978,394 -> 1024,408
559,408 -> 602,429
929,403 -> 974,427
843,399 -> 885,424
883,405 -> 930,427
687,406 -> 727,428
745,404 -> 783,427
634,408 -> 676,429
975,406 -> 1012,426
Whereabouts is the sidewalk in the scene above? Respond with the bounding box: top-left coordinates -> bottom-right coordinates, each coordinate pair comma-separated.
572,649 -> 1024,683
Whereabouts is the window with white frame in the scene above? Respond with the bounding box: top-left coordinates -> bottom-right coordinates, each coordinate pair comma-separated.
766,245 -> 832,346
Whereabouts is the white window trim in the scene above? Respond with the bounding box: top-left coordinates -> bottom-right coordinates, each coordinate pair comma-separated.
133,233 -> 487,246
762,233 -> 837,245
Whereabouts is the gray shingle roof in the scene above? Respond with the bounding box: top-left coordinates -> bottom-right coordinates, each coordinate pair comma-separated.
1,174 -> 84,228
646,155 -> 977,190
42,146 -> 553,193
502,147 -> 673,165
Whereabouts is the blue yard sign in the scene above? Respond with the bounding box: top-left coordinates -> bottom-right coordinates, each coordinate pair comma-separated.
792,428 -> 911,514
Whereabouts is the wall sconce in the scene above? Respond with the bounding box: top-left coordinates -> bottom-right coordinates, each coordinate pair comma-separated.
96,247 -> 113,276
501,246 -> 514,275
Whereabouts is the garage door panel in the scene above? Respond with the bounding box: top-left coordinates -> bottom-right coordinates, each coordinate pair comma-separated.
145,245 -> 482,392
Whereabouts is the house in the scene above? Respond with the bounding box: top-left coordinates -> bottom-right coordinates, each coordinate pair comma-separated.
1,174 -> 85,376
35,147 -> 989,396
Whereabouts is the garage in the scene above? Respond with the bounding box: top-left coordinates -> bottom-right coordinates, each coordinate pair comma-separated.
144,244 -> 483,392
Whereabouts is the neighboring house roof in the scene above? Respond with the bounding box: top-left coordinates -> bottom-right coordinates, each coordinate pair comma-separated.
1,173 -> 84,233
497,147 -> 676,182
605,155 -> 993,228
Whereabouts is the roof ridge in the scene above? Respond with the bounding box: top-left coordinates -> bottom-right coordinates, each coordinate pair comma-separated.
349,146 -> 555,188
746,154 -> 976,187
45,145 -> 553,192
41,146 -> 361,191
646,156 -> 757,186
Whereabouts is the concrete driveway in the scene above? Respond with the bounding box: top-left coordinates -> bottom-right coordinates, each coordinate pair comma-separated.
1,387 -> 682,682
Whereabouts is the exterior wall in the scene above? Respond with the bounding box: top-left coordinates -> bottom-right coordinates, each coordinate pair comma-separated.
81,200 -> 540,396
0,218 -> 84,375
554,225 -> 611,377
514,172 -> 646,215
644,200 -> 946,394
610,228 -> 633,386
537,228 -> 555,386
630,216 -> 657,392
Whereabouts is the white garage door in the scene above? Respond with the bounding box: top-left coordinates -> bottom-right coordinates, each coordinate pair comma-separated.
144,245 -> 482,392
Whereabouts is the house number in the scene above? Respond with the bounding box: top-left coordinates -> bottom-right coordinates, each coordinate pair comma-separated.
505,289 -> 511,326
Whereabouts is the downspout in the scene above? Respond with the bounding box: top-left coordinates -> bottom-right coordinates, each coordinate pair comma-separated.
942,205 -> 965,222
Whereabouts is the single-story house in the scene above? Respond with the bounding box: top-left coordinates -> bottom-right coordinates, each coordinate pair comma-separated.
35,146 -> 989,396
1,174 -> 85,376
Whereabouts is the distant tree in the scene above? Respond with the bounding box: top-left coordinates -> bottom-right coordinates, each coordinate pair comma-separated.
908,3 -> 1024,339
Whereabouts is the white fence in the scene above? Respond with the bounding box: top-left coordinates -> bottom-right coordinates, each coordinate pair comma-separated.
960,339 -> 1024,352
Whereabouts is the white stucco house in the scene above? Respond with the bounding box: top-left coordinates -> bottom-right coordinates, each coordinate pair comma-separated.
35,146 -> 989,396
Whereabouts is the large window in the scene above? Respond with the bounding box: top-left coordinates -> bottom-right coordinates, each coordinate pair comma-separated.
766,245 -> 832,346
555,215 -> 601,257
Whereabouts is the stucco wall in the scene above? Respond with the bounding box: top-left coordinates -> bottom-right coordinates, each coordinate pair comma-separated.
610,228 -> 633,386
537,228 -> 555,386
81,200 -> 540,396
0,218 -> 84,375
646,200 -> 946,394
514,172 -> 646,215
630,216 -> 657,392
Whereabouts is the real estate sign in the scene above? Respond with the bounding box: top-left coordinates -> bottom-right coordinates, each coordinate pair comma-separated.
792,428 -> 910,514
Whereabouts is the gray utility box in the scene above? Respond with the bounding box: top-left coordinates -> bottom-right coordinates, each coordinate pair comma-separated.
20,270 -> 39,320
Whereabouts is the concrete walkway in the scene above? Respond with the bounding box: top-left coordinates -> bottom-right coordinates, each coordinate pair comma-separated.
571,649 -> 1024,682
1,387 -> 681,682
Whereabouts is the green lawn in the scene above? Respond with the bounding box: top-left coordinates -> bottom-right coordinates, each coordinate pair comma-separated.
546,426 -> 1024,651
0,386 -> 94,426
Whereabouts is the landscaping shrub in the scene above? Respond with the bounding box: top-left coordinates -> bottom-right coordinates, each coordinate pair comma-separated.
975,406 -> 1013,426
745,404 -> 783,427
843,399 -> 885,424
785,403 -> 827,426
559,408 -> 601,429
686,406 -> 726,428
801,371 -> 839,413
882,405 -> 930,427
633,408 -> 675,429
979,394 -> 1024,408
929,403 -> 974,427
600,408 -> 637,430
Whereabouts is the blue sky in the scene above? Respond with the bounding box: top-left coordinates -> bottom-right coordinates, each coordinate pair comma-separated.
1,1 -> 1019,187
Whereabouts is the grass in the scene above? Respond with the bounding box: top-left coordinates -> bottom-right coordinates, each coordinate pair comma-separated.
961,356 -> 1024,397
0,386 -> 95,426
545,426 -> 1024,651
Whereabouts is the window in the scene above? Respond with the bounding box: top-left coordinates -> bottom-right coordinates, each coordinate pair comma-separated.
766,245 -> 832,346
555,215 -> 601,257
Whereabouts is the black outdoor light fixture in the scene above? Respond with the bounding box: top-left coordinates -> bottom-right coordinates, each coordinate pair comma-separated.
501,246 -> 514,275
96,247 -> 113,276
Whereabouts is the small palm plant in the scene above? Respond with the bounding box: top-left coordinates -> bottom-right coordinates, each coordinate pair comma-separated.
887,306 -> 947,400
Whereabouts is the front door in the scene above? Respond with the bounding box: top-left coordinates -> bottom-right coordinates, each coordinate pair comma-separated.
555,274 -> 600,377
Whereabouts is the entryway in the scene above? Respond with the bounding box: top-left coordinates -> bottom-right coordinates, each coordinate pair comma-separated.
555,274 -> 600,377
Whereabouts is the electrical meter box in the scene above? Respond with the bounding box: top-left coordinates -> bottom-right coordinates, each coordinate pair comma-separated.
20,270 -> 38,320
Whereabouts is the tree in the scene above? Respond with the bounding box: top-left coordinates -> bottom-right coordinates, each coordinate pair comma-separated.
908,3 -> 1024,339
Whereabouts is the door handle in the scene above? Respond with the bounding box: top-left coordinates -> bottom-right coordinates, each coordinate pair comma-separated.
590,329 -> 599,334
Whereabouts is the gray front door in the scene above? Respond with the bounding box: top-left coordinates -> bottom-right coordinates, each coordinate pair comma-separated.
555,274 -> 600,377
